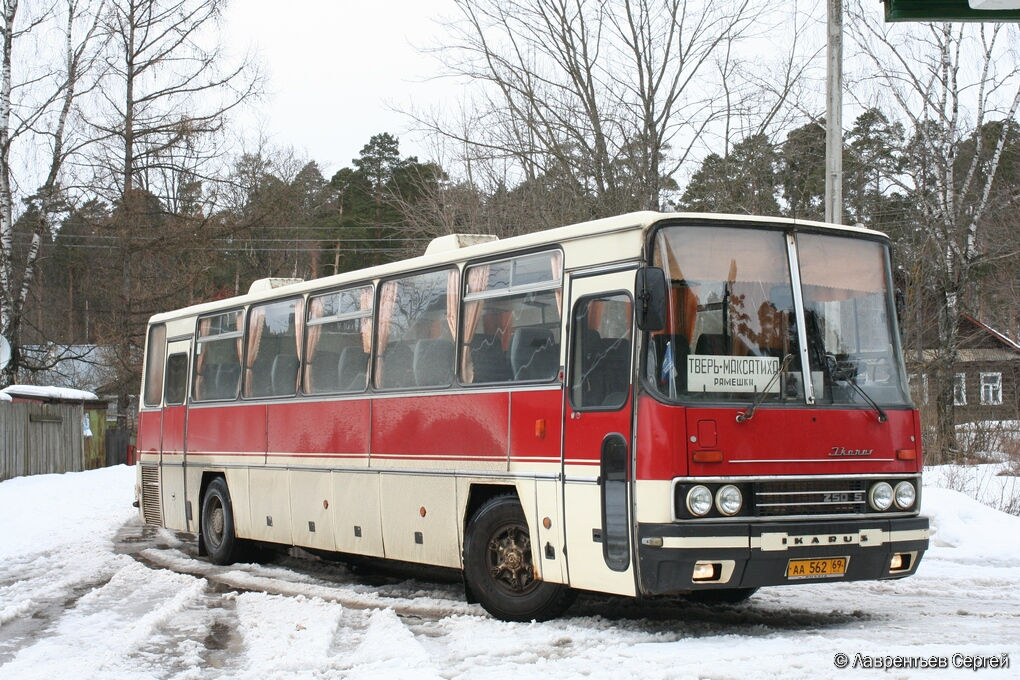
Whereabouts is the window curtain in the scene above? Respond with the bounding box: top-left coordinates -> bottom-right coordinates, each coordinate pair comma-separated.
194,318 -> 212,400
550,251 -> 563,315
445,269 -> 460,339
244,307 -> 265,397
235,312 -> 244,364
374,282 -> 398,384
461,265 -> 489,381
303,297 -> 325,391
360,287 -> 374,353
293,298 -> 305,392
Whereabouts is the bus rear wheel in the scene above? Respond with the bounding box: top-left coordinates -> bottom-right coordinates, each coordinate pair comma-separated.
201,477 -> 243,565
463,495 -> 574,621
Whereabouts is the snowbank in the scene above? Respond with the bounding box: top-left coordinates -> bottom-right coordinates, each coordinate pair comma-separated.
922,485 -> 1020,564
0,465 -> 135,560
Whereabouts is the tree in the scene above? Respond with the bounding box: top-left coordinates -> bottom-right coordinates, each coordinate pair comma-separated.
778,120 -> 825,221
844,108 -> 904,227
0,0 -> 104,386
329,133 -> 445,270
417,0 -> 767,222
680,133 -> 780,215
80,0 -> 261,409
849,4 -> 1020,461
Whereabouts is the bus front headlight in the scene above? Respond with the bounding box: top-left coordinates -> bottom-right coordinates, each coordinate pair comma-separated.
686,485 -> 713,517
894,481 -> 916,510
715,484 -> 743,516
868,481 -> 894,511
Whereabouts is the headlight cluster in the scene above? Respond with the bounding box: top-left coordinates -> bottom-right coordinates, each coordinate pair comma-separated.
868,480 -> 916,511
683,484 -> 745,518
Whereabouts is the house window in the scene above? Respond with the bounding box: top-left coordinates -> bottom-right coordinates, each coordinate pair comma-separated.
953,373 -> 966,406
980,372 -> 1003,406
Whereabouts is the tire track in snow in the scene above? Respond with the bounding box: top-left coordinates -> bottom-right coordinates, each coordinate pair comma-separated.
0,560 -> 207,680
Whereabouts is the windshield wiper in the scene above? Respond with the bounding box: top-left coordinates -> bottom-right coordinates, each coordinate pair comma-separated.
737,354 -> 793,423
839,372 -> 888,423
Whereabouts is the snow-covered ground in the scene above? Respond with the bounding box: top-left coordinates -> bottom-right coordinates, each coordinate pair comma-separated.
1,466 -> 1018,679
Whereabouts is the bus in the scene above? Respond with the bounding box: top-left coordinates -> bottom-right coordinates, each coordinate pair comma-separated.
135,211 -> 930,621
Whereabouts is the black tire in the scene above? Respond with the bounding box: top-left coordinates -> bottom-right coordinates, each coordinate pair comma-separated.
200,477 -> 243,565
684,587 -> 758,604
463,495 -> 575,622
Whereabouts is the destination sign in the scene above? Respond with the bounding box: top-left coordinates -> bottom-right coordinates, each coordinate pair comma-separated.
687,354 -> 781,393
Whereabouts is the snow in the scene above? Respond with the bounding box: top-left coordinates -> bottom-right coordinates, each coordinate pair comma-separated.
1,384 -> 99,401
1,465 -> 1019,679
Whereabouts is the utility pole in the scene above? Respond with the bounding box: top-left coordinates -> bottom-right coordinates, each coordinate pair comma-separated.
825,0 -> 843,224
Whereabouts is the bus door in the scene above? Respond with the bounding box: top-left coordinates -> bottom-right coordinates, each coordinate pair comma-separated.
160,339 -> 191,531
562,270 -> 637,596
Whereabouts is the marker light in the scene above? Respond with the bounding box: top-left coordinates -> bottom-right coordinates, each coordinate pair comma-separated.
868,482 -> 894,511
715,484 -> 743,516
894,481 -> 917,510
686,485 -> 713,517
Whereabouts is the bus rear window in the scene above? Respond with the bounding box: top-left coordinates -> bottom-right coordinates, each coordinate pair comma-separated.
143,324 -> 166,407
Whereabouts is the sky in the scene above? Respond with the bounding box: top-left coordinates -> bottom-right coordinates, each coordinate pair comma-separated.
223,0 -> 460,177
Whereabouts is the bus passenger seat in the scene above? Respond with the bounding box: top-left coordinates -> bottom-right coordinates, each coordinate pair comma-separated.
379,343 -> 414,389
215,364 -> 240,399
270,355 -> 300,395
469,334 -> 510,383
337,347 -> 369,391
510,328 -> 558,381
414,339 -> 455,387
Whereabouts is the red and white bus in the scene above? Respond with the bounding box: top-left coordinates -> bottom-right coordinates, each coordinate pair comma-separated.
135,211 -> 929,621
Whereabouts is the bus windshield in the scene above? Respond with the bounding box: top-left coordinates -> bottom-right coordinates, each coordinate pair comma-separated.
649,225 -> 910,408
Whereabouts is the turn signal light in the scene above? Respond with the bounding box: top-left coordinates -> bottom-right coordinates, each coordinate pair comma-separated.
693,450 -> 723,463
896,448 -> 917,460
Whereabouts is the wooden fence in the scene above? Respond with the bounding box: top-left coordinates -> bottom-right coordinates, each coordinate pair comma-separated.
0,402 -> 86,481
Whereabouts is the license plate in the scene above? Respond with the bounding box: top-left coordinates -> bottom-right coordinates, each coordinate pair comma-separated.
786,557 -> 849,580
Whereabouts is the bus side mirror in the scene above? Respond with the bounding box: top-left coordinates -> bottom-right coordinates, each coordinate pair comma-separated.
635,267 -> 667,332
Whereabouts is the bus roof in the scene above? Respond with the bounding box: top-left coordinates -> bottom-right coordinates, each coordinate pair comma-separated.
148,211 -> 888,325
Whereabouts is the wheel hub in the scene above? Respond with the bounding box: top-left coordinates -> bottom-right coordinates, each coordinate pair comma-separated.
488,526 -> 535,593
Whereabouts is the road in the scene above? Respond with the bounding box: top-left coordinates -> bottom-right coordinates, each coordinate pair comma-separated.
0,467 -> 1018,679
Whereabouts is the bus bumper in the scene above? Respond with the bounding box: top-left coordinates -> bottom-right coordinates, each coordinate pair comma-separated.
635,516 -> 930,596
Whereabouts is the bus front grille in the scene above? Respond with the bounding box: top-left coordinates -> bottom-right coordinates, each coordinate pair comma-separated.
753,479 -> 867,517
139,464 -> 162,526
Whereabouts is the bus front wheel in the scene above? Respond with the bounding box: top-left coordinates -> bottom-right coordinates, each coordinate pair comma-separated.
463,495 -> 575,621
201,477 -> 242,565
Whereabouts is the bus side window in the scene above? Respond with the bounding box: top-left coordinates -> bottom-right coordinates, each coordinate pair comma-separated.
305,286 -> 373,394
374,268 -> 458,390
244,298 -> 303,398
164,353 -> 188,405
570,294 -> 632,409
193,310 -> 243,402
461,251 -> 562,384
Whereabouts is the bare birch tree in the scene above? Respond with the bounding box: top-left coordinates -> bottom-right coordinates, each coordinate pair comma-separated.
0,0 -> 104,386
848,2 -> 1020,461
